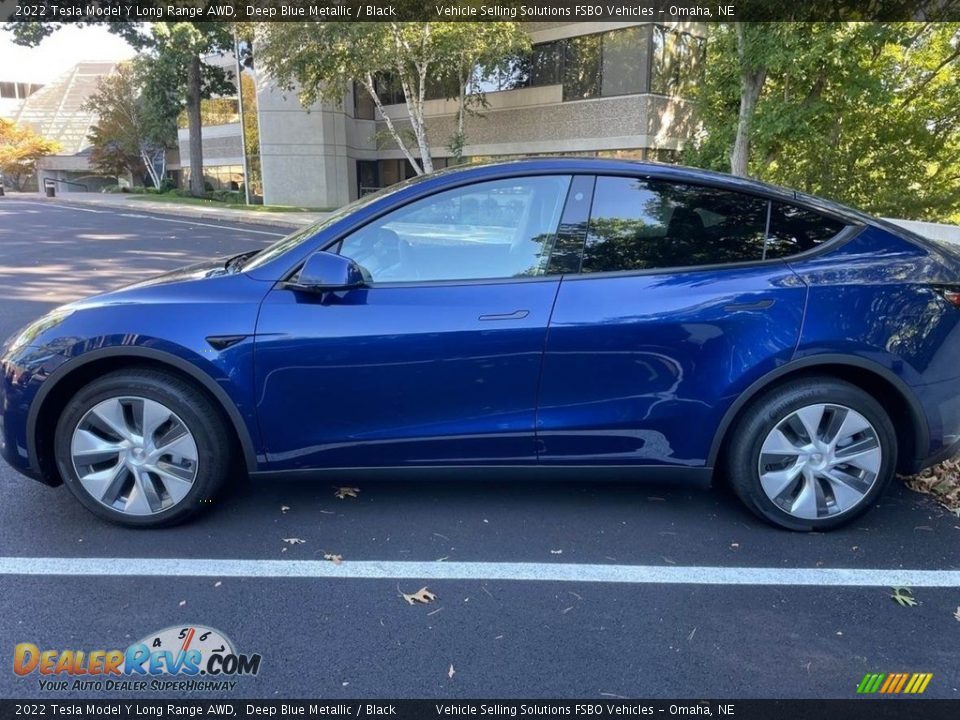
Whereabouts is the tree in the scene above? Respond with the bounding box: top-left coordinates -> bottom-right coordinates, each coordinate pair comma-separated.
255,22 -> 527,174
5,19 -> 234,197
83,62 -> 178,187
0,119 -> 60,191
685,22 -> 960,222
439,25 -> 529,163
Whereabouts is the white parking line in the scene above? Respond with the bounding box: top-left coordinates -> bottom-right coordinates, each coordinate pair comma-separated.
0,557 -> 957,587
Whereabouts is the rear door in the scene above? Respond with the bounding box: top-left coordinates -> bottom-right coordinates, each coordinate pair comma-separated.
536,175 -> 808,469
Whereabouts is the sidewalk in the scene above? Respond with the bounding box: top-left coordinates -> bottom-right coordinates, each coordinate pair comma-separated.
11,191 -> 329,229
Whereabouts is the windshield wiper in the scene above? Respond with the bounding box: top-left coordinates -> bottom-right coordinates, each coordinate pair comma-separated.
224,250 -> 260,273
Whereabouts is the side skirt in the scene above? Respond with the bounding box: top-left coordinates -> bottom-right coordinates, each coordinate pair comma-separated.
249,465 -> 714,487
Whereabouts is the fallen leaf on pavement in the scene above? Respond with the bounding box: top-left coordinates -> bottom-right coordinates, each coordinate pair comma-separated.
550,549 -> 563,555
401,587 -> 437,605
281,505 -> 290,514
178,600 -> 186,607
448,664 -> 455,679
953,607 -> 960,622
324,553 -> 343,565
282,538 -> 306,545
334,487 -> 360,499
890,587 -> 918,607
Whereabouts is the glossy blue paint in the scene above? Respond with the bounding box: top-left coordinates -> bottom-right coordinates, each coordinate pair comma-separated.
255,279 -> 560,468
3,158 -> 960,490
537,262 -> 806,466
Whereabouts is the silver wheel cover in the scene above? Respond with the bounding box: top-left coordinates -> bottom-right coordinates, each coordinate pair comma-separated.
70,396 -> 199,516
757,403 -> 882,520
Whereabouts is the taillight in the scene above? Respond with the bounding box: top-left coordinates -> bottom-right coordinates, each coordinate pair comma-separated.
935,285 -> 960,307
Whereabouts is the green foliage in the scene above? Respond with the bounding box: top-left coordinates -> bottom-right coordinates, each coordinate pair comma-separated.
686,22 -> 960,222
255,22 -> 527,173
83,62 -> 178,181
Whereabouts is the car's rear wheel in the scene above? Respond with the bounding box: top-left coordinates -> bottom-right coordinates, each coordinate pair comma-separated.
726,378 -> 896,531
54,369 -> 230,528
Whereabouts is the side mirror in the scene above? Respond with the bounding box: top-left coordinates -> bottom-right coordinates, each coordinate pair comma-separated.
289,251 -> 367,292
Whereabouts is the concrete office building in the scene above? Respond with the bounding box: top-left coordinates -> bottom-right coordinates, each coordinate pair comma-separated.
181,21 -> 705,208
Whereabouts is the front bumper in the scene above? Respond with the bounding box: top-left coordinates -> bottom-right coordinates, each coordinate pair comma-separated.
0,346 -> 69,485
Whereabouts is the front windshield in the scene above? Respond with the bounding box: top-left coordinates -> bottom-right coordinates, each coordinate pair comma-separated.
240,173 -> 435,272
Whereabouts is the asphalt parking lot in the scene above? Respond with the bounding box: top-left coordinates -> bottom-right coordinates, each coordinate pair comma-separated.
0,197 -> 957,700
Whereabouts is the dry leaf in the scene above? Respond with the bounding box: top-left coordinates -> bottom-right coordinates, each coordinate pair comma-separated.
281,505 -> 290,514
282,537 -> 306,545
214,581 -> 222,588
324,553 -> 343,565
402,587 -> 437,605
550,549 -> 563,555
903,459 -> 960,513
334,487 -> 360,500
448,664 -> 455,679
953,607 -> 960,622
178,600 -> 186,607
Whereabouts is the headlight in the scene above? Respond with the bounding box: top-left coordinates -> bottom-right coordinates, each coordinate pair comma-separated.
3,307 -> 75,355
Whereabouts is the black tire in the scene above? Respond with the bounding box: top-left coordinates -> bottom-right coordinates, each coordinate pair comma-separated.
54,368 -> 231,528
725,377 -> 897,531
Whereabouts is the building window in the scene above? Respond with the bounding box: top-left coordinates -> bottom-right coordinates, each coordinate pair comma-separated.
182,165 -> 245,193
651,26 -> 706,96
370,26 -> 702,107
601,26 -> 650,97
562,34 -> 603,100
354,82 -> 376,120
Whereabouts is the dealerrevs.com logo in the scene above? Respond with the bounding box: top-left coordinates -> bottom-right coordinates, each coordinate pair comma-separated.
14,625 -> 262,693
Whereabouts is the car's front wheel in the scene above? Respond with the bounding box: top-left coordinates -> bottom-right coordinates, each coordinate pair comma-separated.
726,378 -> 897,531
54,368 -> 231,528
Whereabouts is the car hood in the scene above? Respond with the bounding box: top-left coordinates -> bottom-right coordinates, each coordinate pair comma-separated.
118,256 -> 235,291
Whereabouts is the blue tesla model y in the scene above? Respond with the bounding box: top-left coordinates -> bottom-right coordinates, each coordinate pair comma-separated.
2,159 -> 959,530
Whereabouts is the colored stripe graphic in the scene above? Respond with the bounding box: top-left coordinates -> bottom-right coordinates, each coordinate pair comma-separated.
857,672 -> 932,694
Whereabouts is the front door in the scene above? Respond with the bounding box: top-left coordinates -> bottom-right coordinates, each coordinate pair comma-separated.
254,174 -> 572,471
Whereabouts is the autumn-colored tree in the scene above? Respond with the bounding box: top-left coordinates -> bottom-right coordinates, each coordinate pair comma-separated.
83,61 -> 178,187
0,119 -> 60,191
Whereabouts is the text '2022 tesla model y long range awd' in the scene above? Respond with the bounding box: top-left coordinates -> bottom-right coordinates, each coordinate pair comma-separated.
3,159 -> 960,530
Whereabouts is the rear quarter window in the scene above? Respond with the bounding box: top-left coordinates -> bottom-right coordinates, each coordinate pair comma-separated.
764,203 -> 846,259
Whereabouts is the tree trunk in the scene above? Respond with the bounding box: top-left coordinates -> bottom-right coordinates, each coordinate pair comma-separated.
360,76 -> 422,175
730,24 -> 767,178
186,54 -> 205,197
141,147 -> 161,189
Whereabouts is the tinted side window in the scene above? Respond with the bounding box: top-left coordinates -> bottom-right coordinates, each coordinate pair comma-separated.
765,203 -> 846,259
339,176 -> 571,282
581,177 -> 768,273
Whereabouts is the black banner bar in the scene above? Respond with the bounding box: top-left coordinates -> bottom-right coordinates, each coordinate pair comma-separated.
0,700 -> 959,720
3,0 -> 960,22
